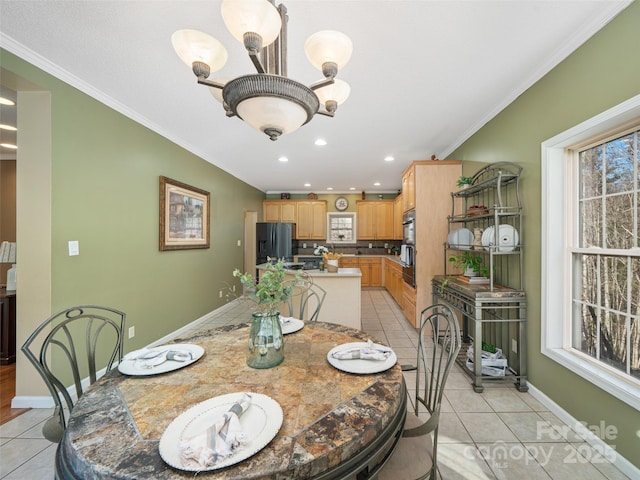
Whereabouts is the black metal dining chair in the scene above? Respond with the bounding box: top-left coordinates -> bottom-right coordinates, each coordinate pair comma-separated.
21,305 -> 126,443
375,304 -> 462,480
284,277 -> 326,322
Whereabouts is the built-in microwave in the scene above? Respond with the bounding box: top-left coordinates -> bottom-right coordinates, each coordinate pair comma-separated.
401,210 -> 416,286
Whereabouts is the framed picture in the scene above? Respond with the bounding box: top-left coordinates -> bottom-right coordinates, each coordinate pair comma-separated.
159,176 -> 210,251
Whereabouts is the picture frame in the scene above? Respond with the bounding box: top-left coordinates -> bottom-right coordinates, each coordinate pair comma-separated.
159,176 -> 210,251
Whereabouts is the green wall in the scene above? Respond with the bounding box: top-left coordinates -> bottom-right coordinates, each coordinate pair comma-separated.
449,2 -> 640,467
2,49 -> 265,350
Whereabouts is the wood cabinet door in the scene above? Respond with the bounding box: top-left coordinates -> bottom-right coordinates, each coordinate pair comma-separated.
356,203 -> 375,239
402,167 -> 415,212
394,195 -> 403,240
297,202 -> 312,238
374,202 -> 394,239
281,202 -> 297,223
264,202 -> 281,222
369,259 -> 382,287
310,202 -> 326,239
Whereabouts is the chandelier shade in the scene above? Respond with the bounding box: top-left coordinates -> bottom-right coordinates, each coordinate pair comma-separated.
304,30 -> 353,74
173,0 -> 351,140
221,0 -> 282,48
171,29 -> 228,75
224,75 -> 319,140
315,78 -> 351,113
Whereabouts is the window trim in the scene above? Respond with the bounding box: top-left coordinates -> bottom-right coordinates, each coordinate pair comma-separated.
541,94 -> 640,410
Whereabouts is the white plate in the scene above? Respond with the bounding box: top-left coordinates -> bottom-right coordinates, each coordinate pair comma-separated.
448,228 -> 474,250
159,392 -> 283,472
327,342 -> 397,374
481,226 -> 495,250
279,317 -> 304,335
118,344 -> 204,376
481,225 -> 519,252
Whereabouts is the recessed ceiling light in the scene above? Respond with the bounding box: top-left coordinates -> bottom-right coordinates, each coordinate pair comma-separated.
314,138 -> 327,146
0,97 -> 15,106
278,156 -> 288,162
327,187 -> 333,191
373,182 -> 381,186
0,124 -> 17,131
304,183 -> 311,187
349,187 -> 356,190
0,143 -> 18,150
384,156 -> 394,162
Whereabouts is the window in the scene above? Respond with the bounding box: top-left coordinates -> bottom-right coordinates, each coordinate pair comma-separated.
326,213 -> 357,244
542,94 -> 640,409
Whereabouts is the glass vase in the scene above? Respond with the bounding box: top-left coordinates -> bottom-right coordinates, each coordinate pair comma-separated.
247,311 -> 284,368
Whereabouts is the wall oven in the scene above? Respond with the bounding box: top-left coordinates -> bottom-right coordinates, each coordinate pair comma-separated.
401,210 -> 416,287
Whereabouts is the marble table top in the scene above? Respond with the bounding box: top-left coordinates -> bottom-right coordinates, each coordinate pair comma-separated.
58,321 -> 405,479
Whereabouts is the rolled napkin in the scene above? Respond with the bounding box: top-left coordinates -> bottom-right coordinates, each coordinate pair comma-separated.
331,340 -> 393,361
123,347 -> 193,369
180,393 -> 252,467
279,316 -> 294,325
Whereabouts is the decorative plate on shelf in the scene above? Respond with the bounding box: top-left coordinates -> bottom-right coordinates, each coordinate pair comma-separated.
448,228 -> 474,250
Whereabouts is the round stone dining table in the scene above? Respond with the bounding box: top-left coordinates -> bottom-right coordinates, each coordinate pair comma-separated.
55,321 -> 407,479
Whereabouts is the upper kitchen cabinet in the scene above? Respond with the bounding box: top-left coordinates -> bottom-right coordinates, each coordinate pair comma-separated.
401,166 -> 415,212
263,200 -> 297,223
262,200 -> 326,240
393,194 -> 403,240
297,201 -> 327,239
356,200 -> 394,240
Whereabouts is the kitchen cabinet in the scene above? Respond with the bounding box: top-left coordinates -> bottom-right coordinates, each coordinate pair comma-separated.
384,258 -> 403,306
401,166 -> 415,213
296,201 -> 326,240
262,200 -> 326,239
393,195 -> 403,240
402,282 -> 416,327
339,257 -> 382,287
356,201 -> 394,240
404,160 -> 462,327
263,200 -> 297,223
359,258 -> 382,287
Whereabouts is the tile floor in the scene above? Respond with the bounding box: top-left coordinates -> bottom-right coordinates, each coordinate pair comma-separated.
0,288 -> 631,479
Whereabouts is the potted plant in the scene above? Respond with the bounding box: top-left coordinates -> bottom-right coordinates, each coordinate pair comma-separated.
233,257 -> 298,368
456,175 -> 474,189
449,252 -> 489,277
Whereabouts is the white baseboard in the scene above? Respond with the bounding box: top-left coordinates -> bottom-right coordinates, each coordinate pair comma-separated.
527,382 -> 639,478
11,301 -> 242,410
11,395 -> 54,409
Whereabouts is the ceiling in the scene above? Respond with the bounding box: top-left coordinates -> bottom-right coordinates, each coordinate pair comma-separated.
0,1 -> 631,193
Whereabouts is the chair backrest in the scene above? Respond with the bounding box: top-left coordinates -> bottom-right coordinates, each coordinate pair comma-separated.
284,277 -> 326,322
410,304 -> 461,432
21,305 -> 125,440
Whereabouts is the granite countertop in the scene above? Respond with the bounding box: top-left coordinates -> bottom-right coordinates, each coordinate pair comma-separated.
59,322 -> 405,479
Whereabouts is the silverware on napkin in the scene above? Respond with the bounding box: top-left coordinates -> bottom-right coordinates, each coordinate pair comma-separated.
123,347 -> 193,369
180,393 -> 253,467
331,340 -> 392,361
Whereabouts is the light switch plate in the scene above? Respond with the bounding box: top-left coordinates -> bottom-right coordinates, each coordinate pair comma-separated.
68,241 -> 80,256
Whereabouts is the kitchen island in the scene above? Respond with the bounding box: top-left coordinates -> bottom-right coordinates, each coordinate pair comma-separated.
257,264 -> 362,329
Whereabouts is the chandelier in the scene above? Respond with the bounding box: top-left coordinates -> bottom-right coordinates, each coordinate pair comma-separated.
172,0 -> 352,141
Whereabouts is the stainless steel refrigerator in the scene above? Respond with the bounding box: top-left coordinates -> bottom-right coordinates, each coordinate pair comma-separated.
256,222 -> 296,264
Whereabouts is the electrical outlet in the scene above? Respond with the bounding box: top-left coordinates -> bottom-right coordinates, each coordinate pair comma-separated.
237,239 -> 241,247
128,326 -> 135,339
232,285 -> 236,292
219,290 -> 223,298
368,243 -> 373,248
512,338 -> 518,354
